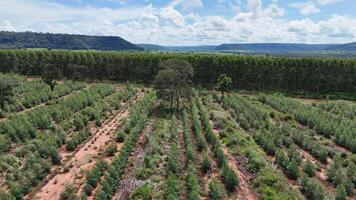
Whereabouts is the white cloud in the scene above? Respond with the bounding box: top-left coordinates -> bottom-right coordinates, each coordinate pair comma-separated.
0,20 -> 16,32
247,0 -> 262,12
170,0 -> 203,12
317,0 -> 342,5
160,7 -> 185,27
290,1 -> 320,15
0,0 -> 355,45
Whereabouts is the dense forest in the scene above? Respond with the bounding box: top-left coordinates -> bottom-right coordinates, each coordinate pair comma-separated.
0,49 -> 355,93
0,31 -> 142,51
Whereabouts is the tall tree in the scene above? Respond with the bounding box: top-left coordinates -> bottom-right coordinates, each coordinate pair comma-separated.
217,74 -> 232,100
154,59 -> 194,110
0,79 -> 18,110
41,63 -> 61,91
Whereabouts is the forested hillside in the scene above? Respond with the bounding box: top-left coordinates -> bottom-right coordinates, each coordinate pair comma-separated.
0,49 -> 355,93
326,42 -> 356,51
0,31 -> 143,51
215,43 -> 337,51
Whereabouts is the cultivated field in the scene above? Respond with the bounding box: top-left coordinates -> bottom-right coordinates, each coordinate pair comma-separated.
0,73 -> 355,200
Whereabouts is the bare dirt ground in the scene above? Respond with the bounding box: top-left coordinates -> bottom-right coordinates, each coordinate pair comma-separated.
29,109 -> 129,200
27,91 -> 144,200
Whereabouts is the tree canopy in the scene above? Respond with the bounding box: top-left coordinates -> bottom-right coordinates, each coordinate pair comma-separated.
41,64 -> 61,91
154,59 -> 194,110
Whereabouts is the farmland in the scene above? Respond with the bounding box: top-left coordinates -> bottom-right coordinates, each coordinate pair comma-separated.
0,50 -> 355,200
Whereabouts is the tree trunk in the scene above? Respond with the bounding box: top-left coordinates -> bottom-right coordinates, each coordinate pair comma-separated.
176,89 -> 181,110
221,91 -> 224,102
170,88 -> 174,110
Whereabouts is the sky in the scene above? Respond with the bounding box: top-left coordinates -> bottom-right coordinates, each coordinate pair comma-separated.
0,0 -> 356,45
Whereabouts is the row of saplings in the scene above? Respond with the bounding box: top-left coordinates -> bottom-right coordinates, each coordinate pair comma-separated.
219,93 -> 355,200
194,97 -> 239,198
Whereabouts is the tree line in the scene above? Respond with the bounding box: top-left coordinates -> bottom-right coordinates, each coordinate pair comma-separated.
0,50 -> 355,93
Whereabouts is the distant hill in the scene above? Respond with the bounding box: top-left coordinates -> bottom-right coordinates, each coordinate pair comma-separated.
164,45 -> 217,52
325,42 -> 356,51
137,44 -> 166,50
137,44 -> 217,52
214,43 -> 340,52
0,31 -> 143,51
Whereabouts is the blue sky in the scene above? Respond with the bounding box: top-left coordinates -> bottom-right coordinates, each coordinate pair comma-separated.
0,0 -> 356,45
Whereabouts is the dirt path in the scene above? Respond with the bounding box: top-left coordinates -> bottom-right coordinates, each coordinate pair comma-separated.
209,120 -> 258,200
28,91 -> 144,200
29,109 -> 128,200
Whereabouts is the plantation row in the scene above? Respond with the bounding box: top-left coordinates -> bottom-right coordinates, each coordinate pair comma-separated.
182,110 -> 200,200
220,93 -> 355,199
259,94 -> 356,153
205,93 -> 304,199
0,84 -> 114,145
0,85 -> 138,199
316,101 -> 356,120
165,115 -> 182,200
219,94 -> 325,198
1,50 -> 356,93
92,91 -> 156,200
193,94 -> 240,193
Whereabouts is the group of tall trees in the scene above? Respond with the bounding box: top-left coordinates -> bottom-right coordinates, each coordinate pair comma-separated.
0,49 -> 355,93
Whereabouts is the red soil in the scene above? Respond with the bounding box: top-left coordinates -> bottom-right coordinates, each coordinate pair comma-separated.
30,109 -> 129,200
26,90 -> 146,200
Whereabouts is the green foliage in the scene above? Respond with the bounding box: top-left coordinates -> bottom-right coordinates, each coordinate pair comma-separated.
186,164 -> 200,200
41,63 -> 61,91
0,78 -> 18,110
221,164 -> 239,192
304,160 -> 316,177
286,160 -> 300,180
166,173 -> 179,200
85,159 -> 108,195
260,94 -> 356,153
209,179 -> 225,200
200,154 -> 212,174
94,92 -> 156,200
60,185 -> 79,200
65,129 -> 91,151
154,59 -> 193,110
106,143 -> 117,157
2,50 -> 355,93
335,185 -> 347,200
275,149 -> 289,169
300,175 -> 325,200
115,130 -> 126,142
129,183 -> 153,200
217,74 -> 232,99
318,101 -> 356,120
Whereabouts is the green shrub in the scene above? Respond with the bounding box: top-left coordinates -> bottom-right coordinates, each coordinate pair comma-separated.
335,185 -> 347,200
106,143 -> 117,157
200,154 -> 212,174
60,185 -> 78,200
300,175 -> 325,200
221,164 -> 239,192
286,160 -> 300,180
209,179 -> 225,200
304,160 -> 316,177
115,130 -> 126,142
129,183 -> 153,200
